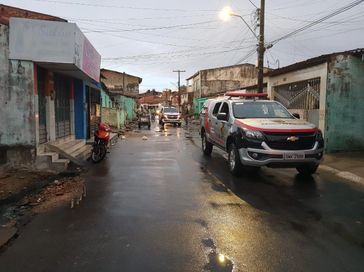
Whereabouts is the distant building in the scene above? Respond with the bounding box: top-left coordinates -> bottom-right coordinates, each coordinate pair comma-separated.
100,68 -> 143,121
101,68 -> 142,98
186,63 -> 269,98
138,90 -> 163,106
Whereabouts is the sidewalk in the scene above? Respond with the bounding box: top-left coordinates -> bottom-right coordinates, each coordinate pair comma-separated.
320,152 -> 364,186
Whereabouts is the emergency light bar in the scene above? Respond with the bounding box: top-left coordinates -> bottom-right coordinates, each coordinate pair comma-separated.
224,92 -> 268,98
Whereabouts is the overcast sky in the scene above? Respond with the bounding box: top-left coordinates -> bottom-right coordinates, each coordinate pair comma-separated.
2,0 -> 364,92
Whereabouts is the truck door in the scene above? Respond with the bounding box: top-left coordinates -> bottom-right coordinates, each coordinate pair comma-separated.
209,102 -> 223,146
217,102 -> 231,149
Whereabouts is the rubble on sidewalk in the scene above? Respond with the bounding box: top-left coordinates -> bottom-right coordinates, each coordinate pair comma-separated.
0,170 -> 53,202
0,173 -> 85,249
24,176 -> 85,213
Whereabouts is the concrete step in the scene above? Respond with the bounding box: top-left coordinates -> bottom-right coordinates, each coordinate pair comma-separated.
35,152 -> 69,173
51,158 -> 70,173
75,145 -> 92,161
37,152 -> 59,162
70,144 -> 89,158
58,140 -> 85,155
46,141 -> 86,166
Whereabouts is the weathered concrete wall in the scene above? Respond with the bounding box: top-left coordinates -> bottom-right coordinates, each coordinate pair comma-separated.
101,70 -> 141,97
0,24 -> 36,167
101,107 -> 126,129
0,24 -> 36,147
268,62 -> 328,132
189,64 -> 268,98
193,97 -> 208,115
325,54 -> 364,153
203,64 -> 257,81
101,107 -> 118,128
115,95 -> 137,121
101,89 -> 113,108
200,64 -> 259,97
191,73 -> 201,98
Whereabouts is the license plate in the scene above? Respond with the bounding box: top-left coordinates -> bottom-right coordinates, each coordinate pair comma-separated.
284,153 -> 305,160
141,118 -> 148,121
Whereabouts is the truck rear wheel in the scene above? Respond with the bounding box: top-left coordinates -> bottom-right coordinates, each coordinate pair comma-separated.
202,133 -> 213,156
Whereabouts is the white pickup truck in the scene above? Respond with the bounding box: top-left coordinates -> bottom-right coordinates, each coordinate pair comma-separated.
200,92 -> 324,176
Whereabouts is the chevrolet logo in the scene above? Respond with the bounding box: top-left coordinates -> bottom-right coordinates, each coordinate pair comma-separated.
287,136 -> 299,141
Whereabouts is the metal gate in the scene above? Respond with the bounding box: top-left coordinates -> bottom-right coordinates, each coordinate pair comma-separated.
273,78 -> 320,126
54,75 -> 71,139
37,67 -> 47,144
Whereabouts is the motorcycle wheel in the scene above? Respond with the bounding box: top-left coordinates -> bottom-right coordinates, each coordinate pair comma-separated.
91,144 -> 107,163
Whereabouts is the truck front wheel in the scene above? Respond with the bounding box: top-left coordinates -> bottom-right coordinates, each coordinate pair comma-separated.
228,143 -> 243,176
296,164 -> 319,175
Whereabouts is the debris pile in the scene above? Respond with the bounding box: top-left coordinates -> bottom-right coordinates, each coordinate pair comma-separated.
0,170 -> 52,201
23,176 -> 85,212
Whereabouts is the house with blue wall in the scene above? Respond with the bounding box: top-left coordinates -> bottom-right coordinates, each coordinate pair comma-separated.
0,5 -> 101,171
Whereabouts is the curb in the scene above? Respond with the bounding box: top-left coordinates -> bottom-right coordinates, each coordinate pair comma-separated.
319,165 -> 364,186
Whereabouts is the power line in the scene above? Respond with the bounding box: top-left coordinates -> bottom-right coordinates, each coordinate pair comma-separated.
82,20 -> 218,33
26,0 -> 229,12
102,45 -> 258,61
270,0 -> 364,45
235,48 -> 257,64
247,0 -> 258,9
234,1 -> 364,65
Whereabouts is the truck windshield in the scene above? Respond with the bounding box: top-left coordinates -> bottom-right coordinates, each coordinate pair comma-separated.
164,107 -> 178,113
233,101 -> 293,119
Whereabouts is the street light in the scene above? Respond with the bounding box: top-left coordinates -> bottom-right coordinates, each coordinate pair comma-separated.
219,6 -> 258,39
219,3 -> 266,93
219,6 -> 233,21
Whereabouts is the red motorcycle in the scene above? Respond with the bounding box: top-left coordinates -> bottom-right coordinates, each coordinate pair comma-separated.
91,123 -> 112,163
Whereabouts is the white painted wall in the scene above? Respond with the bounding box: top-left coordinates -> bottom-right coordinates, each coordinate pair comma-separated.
267,62 -> 328,131
9,18 -> 101,82
9,18 -> 75,64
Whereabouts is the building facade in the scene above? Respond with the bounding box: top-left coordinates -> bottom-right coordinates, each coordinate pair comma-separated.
100,68 -> 142,121
100,69 -> 142,98
267,49 -> 364,153
186,63 -> 269,98
0,5 -> 101,170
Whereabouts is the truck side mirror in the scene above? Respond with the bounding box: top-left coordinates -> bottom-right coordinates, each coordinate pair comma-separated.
217,112 -> 227,121
292,113 -> 300,119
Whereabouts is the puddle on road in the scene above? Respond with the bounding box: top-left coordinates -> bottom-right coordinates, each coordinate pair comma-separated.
204,251 -> 234,272
202,238 -> 234,272
202,238 -> 216,249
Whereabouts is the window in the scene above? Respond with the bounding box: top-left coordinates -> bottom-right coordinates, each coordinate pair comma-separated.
164,107 -> 178,113
212,102 -> 222,116
219,102 -> 229,121
233,101 -> 293,119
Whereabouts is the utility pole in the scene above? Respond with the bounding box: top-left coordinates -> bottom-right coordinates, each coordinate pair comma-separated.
257,0 -> 265,93
173,70 -> 185,110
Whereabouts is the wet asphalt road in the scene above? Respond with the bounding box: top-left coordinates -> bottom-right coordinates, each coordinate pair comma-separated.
0,123 -> 364,272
